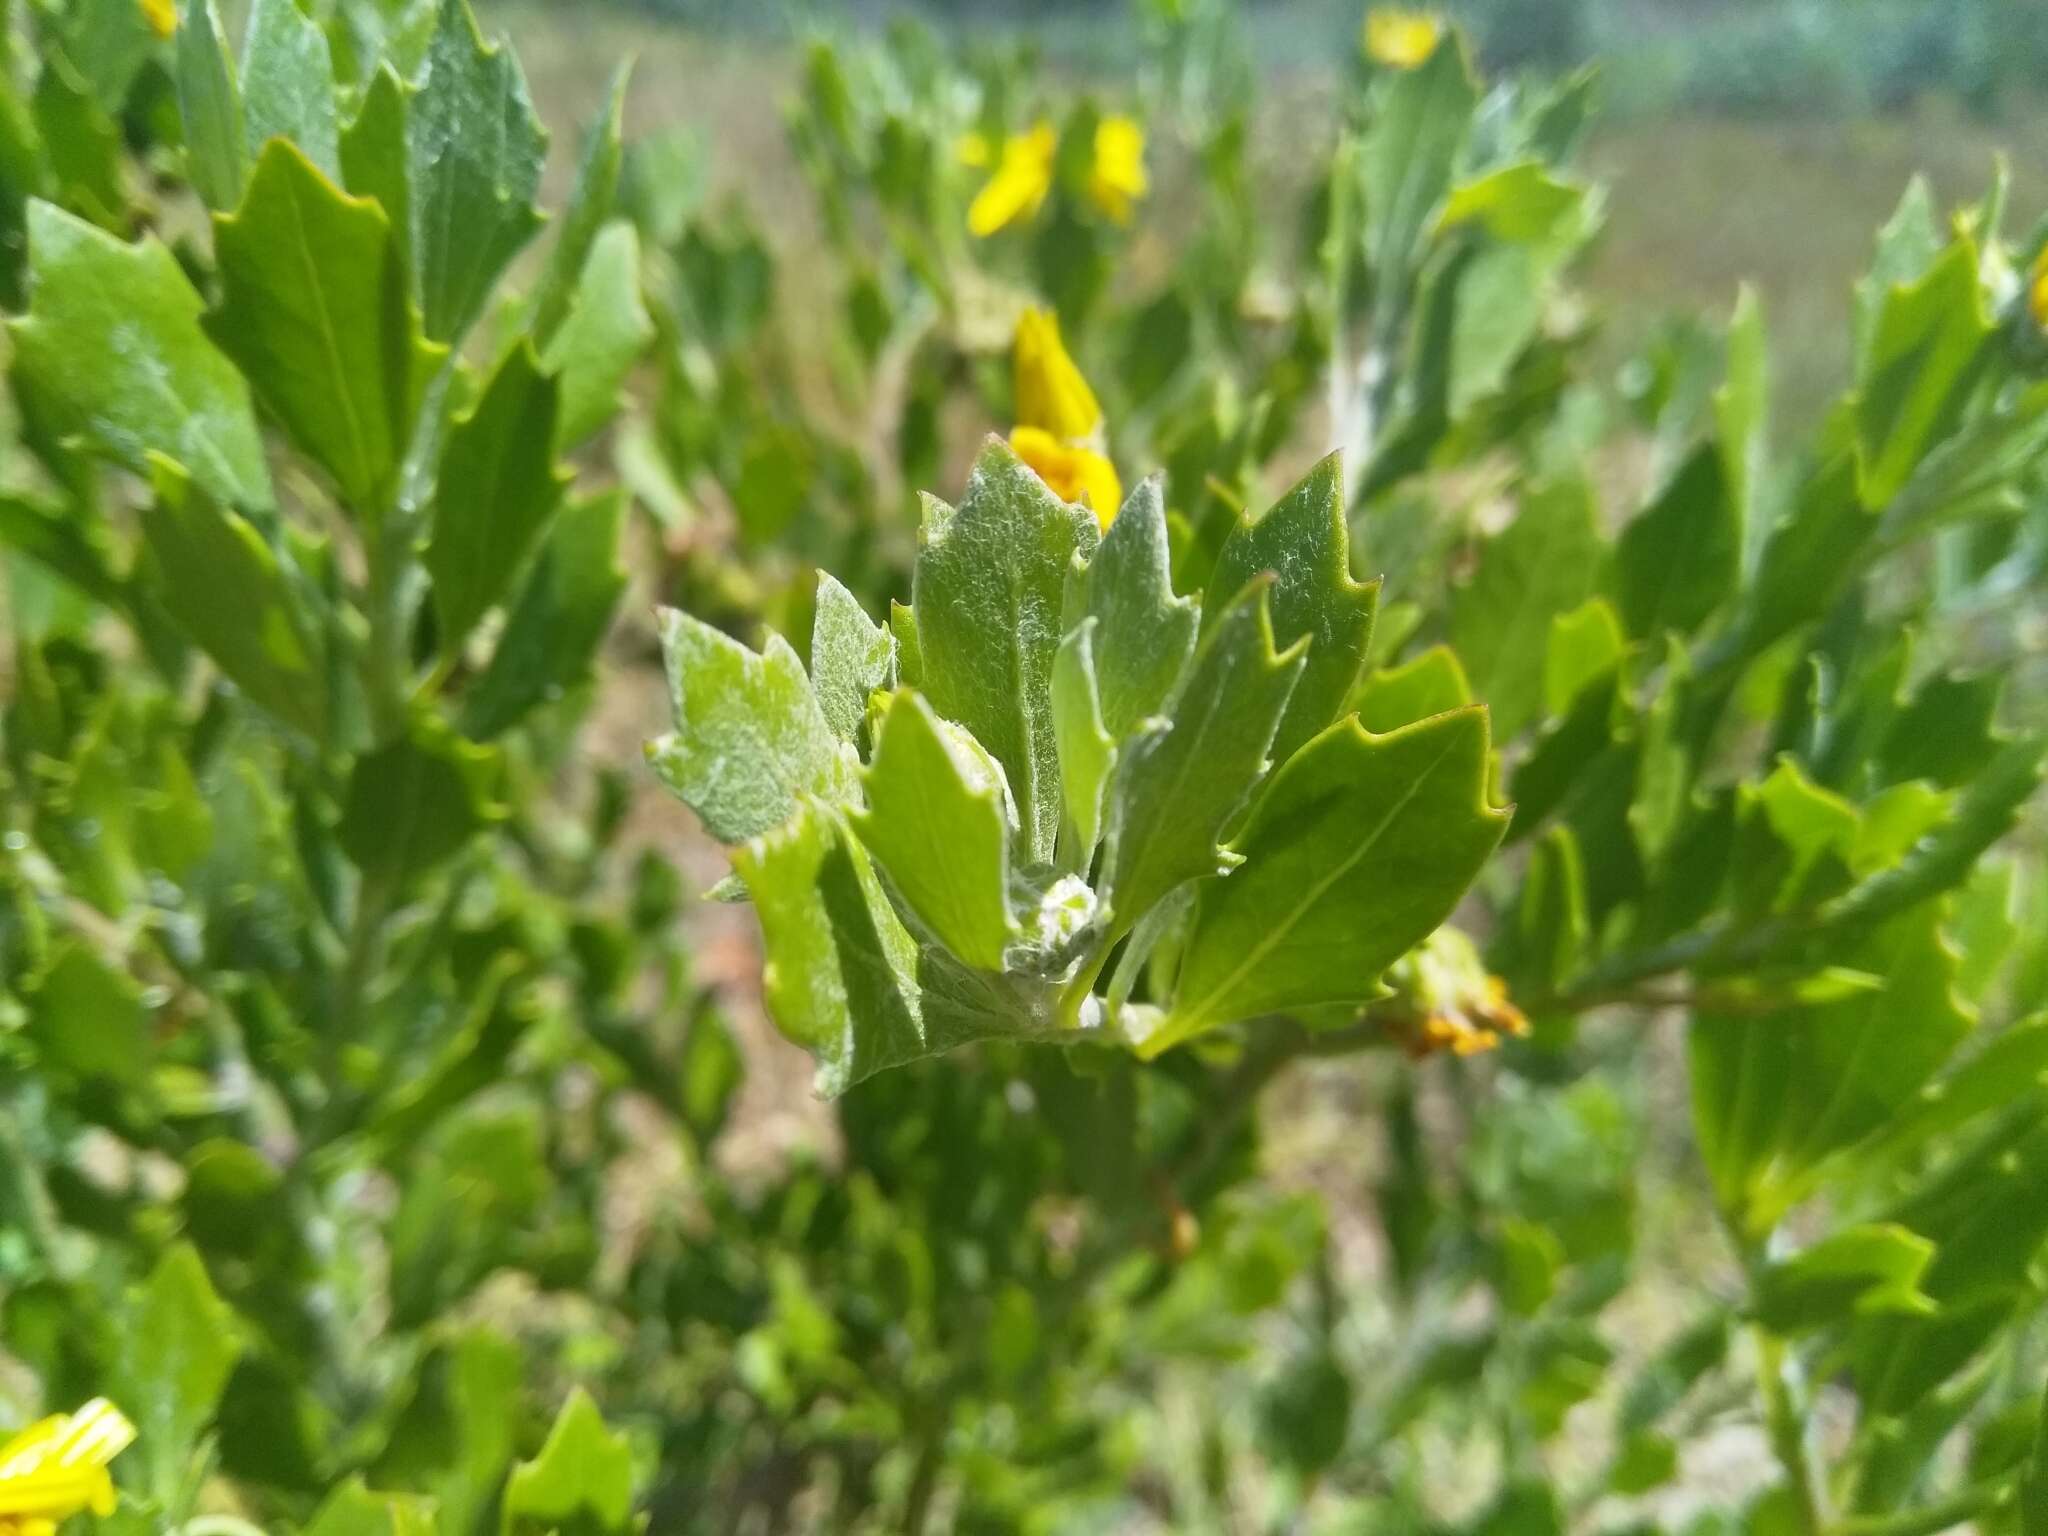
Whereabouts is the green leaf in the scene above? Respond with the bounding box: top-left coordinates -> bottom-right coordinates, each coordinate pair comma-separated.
305,1482 -> 436,1536
34,55 -> 126,228
1854,177 -> 1941,372
1051,620 -> 1115,861
810,571 -> 895,743
114,1244 -> 242,1505
462,489 -> 628,739
1157,707 -> 1507,1051
1207,454 -> 1377,763
736,800 -> 1046,1094
1449,477 -> 1600,742
532,63 -> 629,347
913,439 -> 1099,864
1100,580 -> 1304,935
175,0 -> 246,212
239,0 -> 340,180
502,1390 -> 637,1536
207,139 -> 441,512
1719,285 -> 1769,564
0,490 -> 124,608
1439,160 -> 1584,243
407,0 -> 547,343
1752,1224 -> 1936,1336
10,201 -> 272,510
851,691 -> 1018,971
26,940 -> 148,1086
1353,643 -> 1472,732
2024,1376 -> 2048,1536
340,64 -> 410,263
1063,475 -> 1199,742
339,714 -> 504,886
1855,240 -> 1991,509
1543,598 -> 1625,719
143,458 -> 328,740
1361,32 -> 1477,288
58,0 -> 156,114
649,608 -> 851,845
889,599 -> 922,689
1690,904 -> 1972,1239
1613,442 -> 1736,639
426,340 -> 569,650
539,219 -> 652,450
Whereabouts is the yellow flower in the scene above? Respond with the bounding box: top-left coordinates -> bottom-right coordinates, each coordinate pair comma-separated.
2031,247 -> 2048,333
0,1399 -> 136,1536
1364,8 -> 1444,70
139,0 -> 176,38
1087,116 -> 1148,225
1011,427 -> 1122,528
1013,307 -> 1101,442
1385,927 -> 1528,1059
967,122 -> 1056,238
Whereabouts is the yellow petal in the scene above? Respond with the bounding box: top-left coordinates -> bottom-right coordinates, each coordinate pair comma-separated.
0,1401 -> 135,1528
1087,115 -> 1148,224
140,0 -> 175,38
1013,307 -> 1102,440
968,122 -> 1055,237
1010,428 -> 1122,528
1364,8 -> 1444,70
2031,247 -> 2048,333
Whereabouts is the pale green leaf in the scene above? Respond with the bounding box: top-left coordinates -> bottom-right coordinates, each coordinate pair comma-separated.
115,1244 -> 241,1504
1543,598 -> 1625,719
240,0 -> 340,179
502,1390 -> 637,1536
175,0 -> 245,212
1352,643 -> 1471,732
340,64 -> 410,265
1855,240 -> 1991,509
540,219 -> 652,450
1063,475 -> 1199,741
810,572 -> 894,743
1051,620 -> 1115,862
305,1482 -> 436,1536
532,62 -> 629,347
10,200 -> 272,509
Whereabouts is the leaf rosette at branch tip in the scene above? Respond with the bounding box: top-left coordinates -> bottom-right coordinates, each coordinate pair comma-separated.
650,437 -> 1508,1092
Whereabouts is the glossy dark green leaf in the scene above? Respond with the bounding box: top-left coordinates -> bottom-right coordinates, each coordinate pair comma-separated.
1158,707 -> 1507,1050
1207,454 -> 1376,762
426,340 -> 568,649
207,139 -> 441,512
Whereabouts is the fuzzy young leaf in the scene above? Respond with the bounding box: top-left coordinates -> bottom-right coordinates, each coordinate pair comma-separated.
1100,580 -> 1304,935
1064,476 -> 1199,741
1051,621 -> 1115,861
810,572 -> 895,742
851,691 -> 1018,972
11,201 -> 272,510
650,609 -> 851,845
914,439 -> 1099,863
426,340 -> 568,650
175,0 -> 245,212
239,0 -> 340,179
407,0 -> 547,343
1207,454 -> 1377,763
1158,707 -> 1508,1051
207,139 -> 442,512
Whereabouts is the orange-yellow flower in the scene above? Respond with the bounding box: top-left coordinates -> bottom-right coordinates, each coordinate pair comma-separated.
2030,246 -> 2048,333
140,0 -> 175,38
1011,429 -> 1122,527
1364,8 -> 1444,70
1385,927 -> 1528,1059
968,122 -> 1056,237
0,1399 -> 136,1536
1087,116 -> 1148,224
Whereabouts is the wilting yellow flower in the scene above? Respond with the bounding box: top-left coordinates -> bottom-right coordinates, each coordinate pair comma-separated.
1087,116 -> 1148,224
1365,8 -> 1444,70
140,0 -> 176,38
968,122 -> 1056,238
1384,927 -> 1528,1059
1013,307 -> 1102,442
0,1399 -> 136,1536
1011,428 -> 1122,527
2030,247 -> 2048,333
